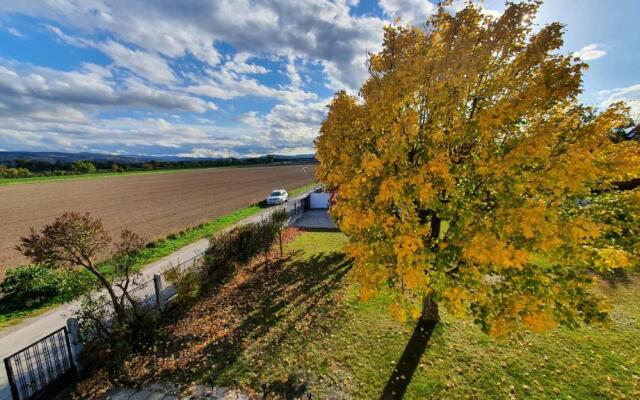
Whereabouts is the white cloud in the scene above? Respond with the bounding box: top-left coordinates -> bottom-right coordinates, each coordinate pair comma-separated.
259,98 -> 329,151
573,43 -> 607,61
187,68 -> 316,103
0,61 -> 214,119
177,148 -> 237,158
1,0 -> 385,91
47,26 -> 176,84
0,0 -> 394,156
239,111 -> 262,127
379,0 -> 502,26
599,83 -> 640,121
480,8 -> 503,19
286,58 -> 302,88
99,40 -> 176,83
379,0 -> 436,26
7,27 -> 24,38
225,53 -> 269,75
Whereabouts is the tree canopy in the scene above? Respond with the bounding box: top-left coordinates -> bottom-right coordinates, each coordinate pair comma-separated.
315,1 -> 640,336
17,212 -> 145,321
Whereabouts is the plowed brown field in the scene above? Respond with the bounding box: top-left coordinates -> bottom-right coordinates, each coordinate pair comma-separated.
0,164 -> 315,277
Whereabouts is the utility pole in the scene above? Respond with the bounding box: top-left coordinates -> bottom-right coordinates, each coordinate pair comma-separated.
303,166 -> 309,189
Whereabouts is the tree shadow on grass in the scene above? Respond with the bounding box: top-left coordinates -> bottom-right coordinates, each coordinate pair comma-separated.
599,268 -> 633,288
380,318 -> 438,400
139,249 -> 352,397
261,374 -> 308,400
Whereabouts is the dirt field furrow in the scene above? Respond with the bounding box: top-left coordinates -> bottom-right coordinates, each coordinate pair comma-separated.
0,164 -> 316,277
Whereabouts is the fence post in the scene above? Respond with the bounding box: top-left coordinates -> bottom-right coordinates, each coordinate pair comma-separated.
4,357 -> 19,400
66,317 -> 83,372
154,274 -> 165,311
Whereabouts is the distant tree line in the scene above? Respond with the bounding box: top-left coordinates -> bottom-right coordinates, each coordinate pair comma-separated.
0,155 -> 313,179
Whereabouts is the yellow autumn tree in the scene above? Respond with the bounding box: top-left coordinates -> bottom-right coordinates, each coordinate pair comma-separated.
316,1 -> 640,336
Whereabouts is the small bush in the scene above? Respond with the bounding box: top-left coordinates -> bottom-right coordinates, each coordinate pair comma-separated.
164,265 -> 202,309
78,292 -> 160,374
0,265 -> 70,308
167,233 -> 177,240
201,208 -> 289,286
203,231 -> 239,285
0,165 -> 32,178
70,160 -> 97,174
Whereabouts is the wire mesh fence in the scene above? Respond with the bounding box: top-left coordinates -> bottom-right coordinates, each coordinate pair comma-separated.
126,278 -> 157,309
159,252 -> 204,303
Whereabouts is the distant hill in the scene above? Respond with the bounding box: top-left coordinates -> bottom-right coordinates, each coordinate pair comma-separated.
0,151 -> 316,165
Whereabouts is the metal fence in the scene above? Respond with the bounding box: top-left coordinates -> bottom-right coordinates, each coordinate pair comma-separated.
288,198 -> 306,224
3,328 -> 75,400
126,278 -> 158,309
159,252 -> 204,303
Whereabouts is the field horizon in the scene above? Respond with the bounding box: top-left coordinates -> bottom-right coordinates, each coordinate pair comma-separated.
0,163 -> 316,278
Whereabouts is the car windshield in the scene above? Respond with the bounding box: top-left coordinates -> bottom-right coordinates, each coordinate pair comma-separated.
270,191 -> 282,196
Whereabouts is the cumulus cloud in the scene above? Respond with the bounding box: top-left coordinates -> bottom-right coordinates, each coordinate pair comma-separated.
1,0 -> 384,91
599,83 -> 640,121
225,53 -> 269,75
187,68 -> 317,103
99,41 -> 176,83
0,115 -> 254,155
286,58 -> 303,88
259,99 -> 329,152
0,0 -> 391,156
573,43 -> 607,61
177,148 -> 237,158
0,61 -> 215,119
238,111 -> 262,127
379,0 -> 437,26
47,25 -> 176,84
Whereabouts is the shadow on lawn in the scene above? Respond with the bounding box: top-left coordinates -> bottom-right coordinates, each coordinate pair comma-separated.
380,318 -> 438,400
150,249 -> 352,398
600,268 -> 633,288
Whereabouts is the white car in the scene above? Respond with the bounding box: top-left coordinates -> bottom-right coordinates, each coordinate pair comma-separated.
267,189 -> 289,205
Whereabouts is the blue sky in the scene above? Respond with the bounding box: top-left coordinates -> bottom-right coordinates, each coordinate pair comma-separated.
0,0 -> 637,158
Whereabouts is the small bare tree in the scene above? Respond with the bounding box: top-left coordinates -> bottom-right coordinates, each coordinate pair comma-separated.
17,212 -> 144,322
271,208 -> 290,258
111,229 -> 146,311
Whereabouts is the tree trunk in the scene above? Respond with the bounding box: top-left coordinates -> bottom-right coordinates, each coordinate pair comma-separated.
87,265 -> 126,322
430,215 -> 441,241
279,230 -> 283,258
381,295 -> 440,400
420,295 -> 440,323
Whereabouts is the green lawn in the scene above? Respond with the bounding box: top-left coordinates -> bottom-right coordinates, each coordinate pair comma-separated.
116,230 -> 639,399
288,182 -> 319,197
